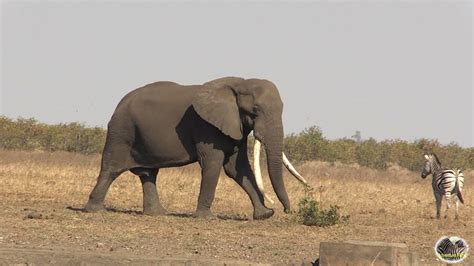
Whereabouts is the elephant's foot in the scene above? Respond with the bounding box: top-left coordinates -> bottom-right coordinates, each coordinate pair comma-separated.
84,201 -> 106,213
253,207 -> 274,220
143,205 -> 167,216
194,208 -> 214,219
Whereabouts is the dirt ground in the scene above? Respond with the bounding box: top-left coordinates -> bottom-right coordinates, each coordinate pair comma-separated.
0,150 -> 472,265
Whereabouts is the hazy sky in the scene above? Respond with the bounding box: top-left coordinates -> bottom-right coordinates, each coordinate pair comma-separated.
1,1 -> 473,147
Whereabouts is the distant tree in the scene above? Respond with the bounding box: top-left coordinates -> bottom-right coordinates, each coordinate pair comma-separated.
351,131 -> 362,143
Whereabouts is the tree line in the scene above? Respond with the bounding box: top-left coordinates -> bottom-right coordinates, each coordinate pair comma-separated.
0,117 -> 106,154
283,126 -> 473,171
1,117 -> 472,171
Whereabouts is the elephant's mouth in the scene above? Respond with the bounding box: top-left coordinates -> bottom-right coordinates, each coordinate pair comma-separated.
253,131 -> 264,144
253,139 -> 309,204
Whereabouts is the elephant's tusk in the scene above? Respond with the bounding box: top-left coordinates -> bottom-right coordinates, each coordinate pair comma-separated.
282,152 -> 308,185
253,139 -> 275,204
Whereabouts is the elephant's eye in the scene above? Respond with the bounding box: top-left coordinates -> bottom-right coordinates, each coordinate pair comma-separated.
252,106 -> 260,114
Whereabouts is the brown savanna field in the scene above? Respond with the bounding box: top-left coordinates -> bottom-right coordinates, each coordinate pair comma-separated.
0,149 -> 472,264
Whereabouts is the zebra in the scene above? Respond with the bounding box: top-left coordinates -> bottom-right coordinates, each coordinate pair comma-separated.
421,153 -> 464,219
435,236 -> 468,262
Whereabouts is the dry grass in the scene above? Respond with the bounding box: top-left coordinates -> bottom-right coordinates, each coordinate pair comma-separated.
0,149 -> 472,264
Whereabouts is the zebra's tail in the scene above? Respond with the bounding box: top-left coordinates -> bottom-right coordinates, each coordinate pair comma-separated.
457,189 -> 464,204
456,171 -> 464,204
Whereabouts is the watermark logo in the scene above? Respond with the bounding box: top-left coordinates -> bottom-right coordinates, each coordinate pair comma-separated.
434,236 -> 469,263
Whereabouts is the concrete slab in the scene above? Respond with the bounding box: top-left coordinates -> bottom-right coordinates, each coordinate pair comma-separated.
0,247 -> 268,266
319,240 -> 419,266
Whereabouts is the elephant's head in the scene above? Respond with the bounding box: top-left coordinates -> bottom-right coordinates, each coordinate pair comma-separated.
192,77 -> 307,213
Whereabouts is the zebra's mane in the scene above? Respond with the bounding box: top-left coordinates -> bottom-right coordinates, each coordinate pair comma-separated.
432,153 -> 442,166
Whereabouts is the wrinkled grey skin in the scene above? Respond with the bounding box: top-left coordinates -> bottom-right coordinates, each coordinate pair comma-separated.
84,77 -> 291,220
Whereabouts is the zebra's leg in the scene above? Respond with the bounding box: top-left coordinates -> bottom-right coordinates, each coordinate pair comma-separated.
455,196 -> 460,220
444,192 -> 452,219
434,192 -> 442,219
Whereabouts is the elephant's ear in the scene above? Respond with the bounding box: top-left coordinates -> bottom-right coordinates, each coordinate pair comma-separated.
192,86 -> 243,140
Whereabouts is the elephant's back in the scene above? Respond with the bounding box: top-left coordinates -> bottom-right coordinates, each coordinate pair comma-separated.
107,80 -> 200,143
115,81 -> 191,108
126,82 -> 198,113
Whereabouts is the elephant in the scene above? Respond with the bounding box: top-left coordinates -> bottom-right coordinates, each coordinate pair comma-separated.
84,77 -> 307,220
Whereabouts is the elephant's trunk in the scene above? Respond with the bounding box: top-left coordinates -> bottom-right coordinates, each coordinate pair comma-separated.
253,127 -> 309,212
263,126 -> 291,212
254,143 -> 309,198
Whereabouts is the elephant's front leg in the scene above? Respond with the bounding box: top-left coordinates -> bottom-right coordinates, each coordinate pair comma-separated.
195,149 -> 225,218
224,151 -> 274,220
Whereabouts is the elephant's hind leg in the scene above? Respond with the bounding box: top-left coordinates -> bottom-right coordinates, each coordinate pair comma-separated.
132,167 -> 167,216
84,132 -> 133,213
84,168 -> 124,212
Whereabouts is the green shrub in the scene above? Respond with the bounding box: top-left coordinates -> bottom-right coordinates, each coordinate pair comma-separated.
297,190 -> 348,227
